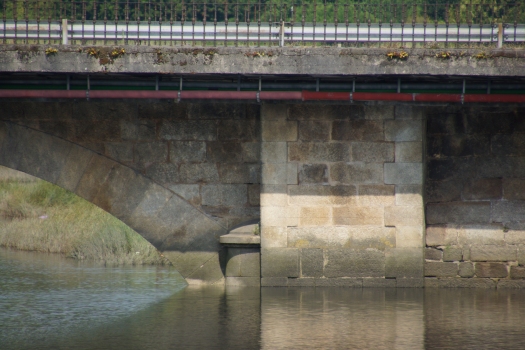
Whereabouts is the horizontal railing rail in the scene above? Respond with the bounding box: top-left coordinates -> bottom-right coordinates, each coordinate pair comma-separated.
1,1 -> 524,47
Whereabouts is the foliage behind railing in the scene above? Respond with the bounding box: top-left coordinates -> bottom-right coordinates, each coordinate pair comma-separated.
2,1 -> 525,25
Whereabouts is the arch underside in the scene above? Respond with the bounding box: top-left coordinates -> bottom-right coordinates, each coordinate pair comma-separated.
0,121 -> 227,283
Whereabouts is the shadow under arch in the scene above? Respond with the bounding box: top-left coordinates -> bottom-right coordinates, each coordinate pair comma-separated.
0,121 -> 227,284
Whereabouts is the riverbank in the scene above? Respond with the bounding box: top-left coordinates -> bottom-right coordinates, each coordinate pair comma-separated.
0,171 -> 168,266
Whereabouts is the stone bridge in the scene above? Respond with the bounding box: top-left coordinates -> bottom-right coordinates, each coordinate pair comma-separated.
1,45 -> 525,288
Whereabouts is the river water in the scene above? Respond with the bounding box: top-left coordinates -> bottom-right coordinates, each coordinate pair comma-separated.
1,248 -> 525,350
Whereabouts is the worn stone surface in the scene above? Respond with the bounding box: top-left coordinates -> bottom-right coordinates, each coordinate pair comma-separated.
288,143 -> 350,163
475,262 -> 508,278
395,142 -> 423,163
385,248 -> 424,278
261,248 -> 299,278
301,248 -> 324,277
352,142 -> 394,163
324,249 -> 385,278
458,262 -> 475,277
425,248 -> 443,261
330,162 -> 383,184
362,278 -> 397,288
385,120 -> 423,142
384,206 -> 424,227
426,202 -> 491,225
510,266 -> 525,279
384,163 -> 423,185
299,164 -> 328,184
462,178 -> 501,200
497,280 -> 525,289
425,278 -> 496,288
425,262 -> 458,277
298,121 -> 331,141
443,247 -> 463,262
332,120 -> 384,141
314,278 -> 363,287
470,246 -> 517,262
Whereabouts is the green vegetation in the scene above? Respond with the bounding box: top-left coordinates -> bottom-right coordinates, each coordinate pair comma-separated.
0,177 -> 168,266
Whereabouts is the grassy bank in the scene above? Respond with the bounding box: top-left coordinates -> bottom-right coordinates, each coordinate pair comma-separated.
0,177 -> 168,266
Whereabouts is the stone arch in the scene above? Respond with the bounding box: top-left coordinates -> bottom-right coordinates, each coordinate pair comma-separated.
0,121 -> 227,284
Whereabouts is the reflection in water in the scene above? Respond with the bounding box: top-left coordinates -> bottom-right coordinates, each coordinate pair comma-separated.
2,248 -> 525,349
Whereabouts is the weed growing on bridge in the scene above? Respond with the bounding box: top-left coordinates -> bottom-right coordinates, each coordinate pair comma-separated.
45,47 -> 58,56
0,176 -> 168,266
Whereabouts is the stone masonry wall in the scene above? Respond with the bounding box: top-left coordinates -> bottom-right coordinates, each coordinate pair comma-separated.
260,103 -> 425,287
0,100 -> 260,231
426,104 -> 525,288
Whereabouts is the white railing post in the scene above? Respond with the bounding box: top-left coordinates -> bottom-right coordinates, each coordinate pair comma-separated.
497,23 -> 503,48
62,19 -> 68,45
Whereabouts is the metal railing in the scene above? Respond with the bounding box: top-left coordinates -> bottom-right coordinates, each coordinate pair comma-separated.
1,1 -> 525,47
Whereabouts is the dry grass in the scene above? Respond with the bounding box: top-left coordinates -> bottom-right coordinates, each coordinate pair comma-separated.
0,179 -> 168,266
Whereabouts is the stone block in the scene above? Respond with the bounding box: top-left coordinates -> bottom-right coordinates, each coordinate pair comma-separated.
287,163 -> 298,185
298,121 -> 331,141
134,142 -> 168,163
138,101 -> 176,119
225,248 -> 243,277
426,225 -> 458,246
503,179 -> 525,200
261,103 -> 288,120
325,249 -> 385,278
301,248 -> 324,277
330,162 -> 383,184
352,142 -> 394,163
357,184 -> 395,206
219,163 -> 260,184
261,248 -> 299,278
384,163 -> 423,185
395,142 -> 422,163
104,142 -> 134,162
261,277 -> 288,287
146,163 -> 180,185
492,201 -> 525,222
443,247 -> 463,261
168,141 -> 206,163
299,207 -> 331,226
350,227 -> 396,251
261,226 -> 287,248
288,185 -> 357,206
497,280 -> 525,289
332,120 -> 384,141
385,120 -> 423,142
242,142 -> 261,162
206,142 -> 242,163
426,158 -> 461,182
288,278 -> 316,287
395,185 -> 423,206
260,185 -> 287,207
262,163 -> 287,185
425,179 -> 462,203
261,142 -> 287,163
470,246 -> 516,261
425,262 -> 458,277
475,262 -> 508,278
362,278 -> 397,287
288,105 -> 363,120
364,105 -> 395,120
226,277 -> 260,286
505,223 -> 525,245
75,155 -> 115,202
241,251 -> 261,277
168,184 -> 201,205
299,164 -> 328,184
262,120 -> 297,141
457,224 -> 505,246
333,206 -> 384,225
385,247 -> 423,278
425,278 -> 496,288
396,226 -> 424,248
384,206 -> 424,227
463,248 -> 471,261
425,248 -> 443,261
160,120 -> 216,141
179,163 -> 219,183
74,119 -> 121,142
288,226 -> 352,249
462,178 -> 501,200
394,105 -> 425,120
458,262 -> 475,277
288,142 -> 350,163
510,266 -> 525,279
314,278 -> 363,287
426,202 -> 491,225
218,120 -> 259,142
491,134 -> 525,156
396,278 -> 425,288
56,145 -> 94,193
201,184 -> 247,206
428,134 -> 490,158
260,207 -> 286,227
